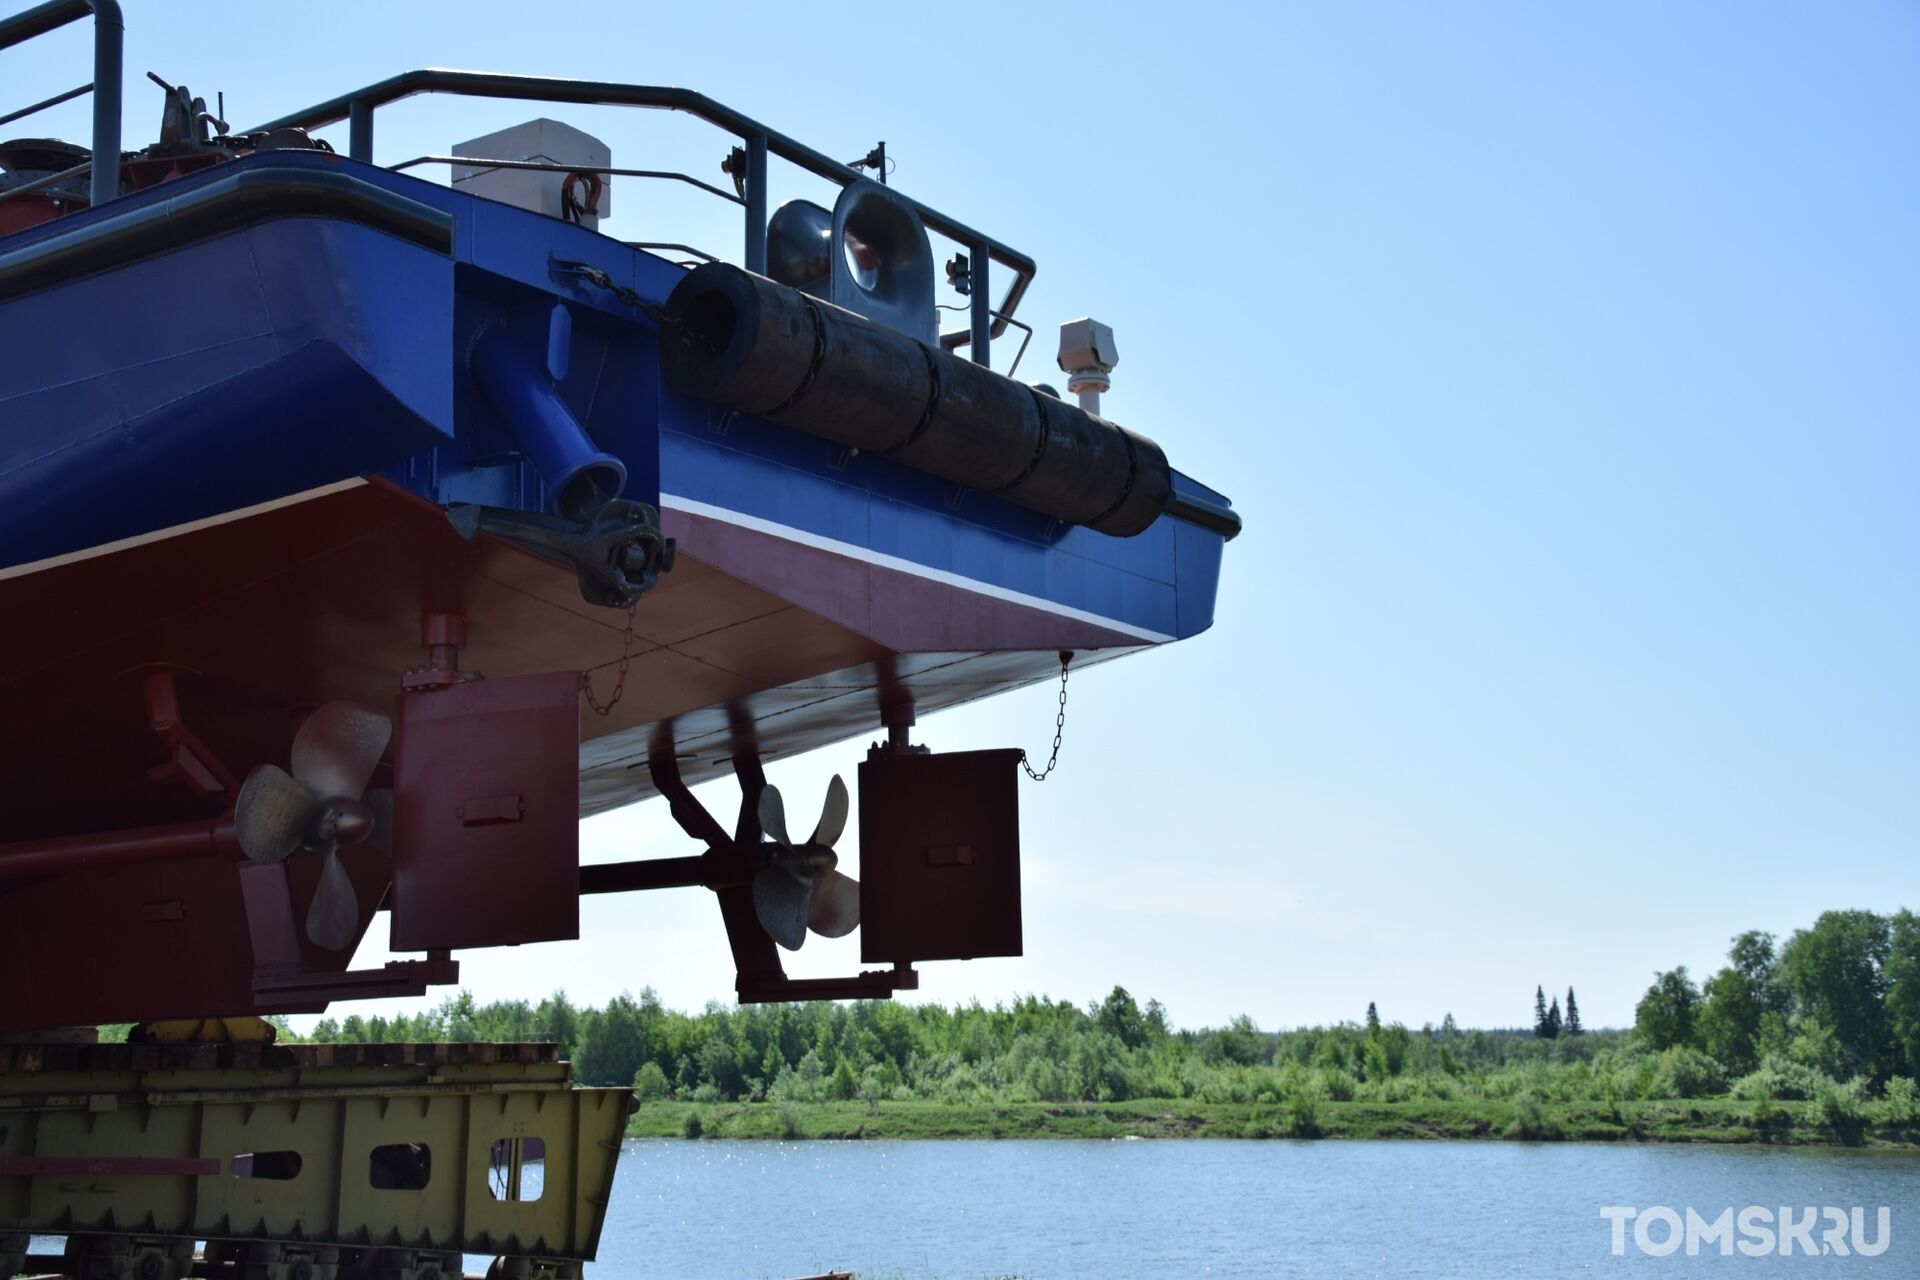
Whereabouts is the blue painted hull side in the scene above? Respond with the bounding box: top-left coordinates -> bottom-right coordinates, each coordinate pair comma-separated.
0,151 -> 1225,647
1,215 -> 454,565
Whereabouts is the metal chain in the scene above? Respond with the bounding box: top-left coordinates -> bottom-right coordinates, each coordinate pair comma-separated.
552,258 -> 648,310
583,603 -> 640,716
1020,651 -> 1072,781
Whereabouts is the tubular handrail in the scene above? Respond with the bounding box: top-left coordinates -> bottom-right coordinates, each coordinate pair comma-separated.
0,158 -> 90,204
387,154 -> 745,207
0,81 -> 91,129
0,0 -> 121,205
246,69 -> 1034,367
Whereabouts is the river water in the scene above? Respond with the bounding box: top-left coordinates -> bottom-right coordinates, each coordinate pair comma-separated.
580,1138 -> 1920,1278
27,1138 -> 1920,1278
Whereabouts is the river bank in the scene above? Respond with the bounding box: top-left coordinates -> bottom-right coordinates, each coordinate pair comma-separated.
627,1097 -> 1920,1147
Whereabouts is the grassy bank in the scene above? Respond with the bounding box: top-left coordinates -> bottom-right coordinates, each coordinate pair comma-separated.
628,1098 -> 1920,1147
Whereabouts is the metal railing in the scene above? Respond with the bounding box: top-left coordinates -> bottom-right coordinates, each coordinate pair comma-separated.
247,70 -> 1035,368
0,0 -> 121,206
389,155 -> 742,266
388,154 -> 745,207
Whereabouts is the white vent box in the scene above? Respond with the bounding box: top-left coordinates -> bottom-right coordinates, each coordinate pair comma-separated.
452,118 -> 612,229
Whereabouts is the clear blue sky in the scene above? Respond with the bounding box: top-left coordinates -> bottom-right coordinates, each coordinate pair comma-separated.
14,1 -> 1916,1032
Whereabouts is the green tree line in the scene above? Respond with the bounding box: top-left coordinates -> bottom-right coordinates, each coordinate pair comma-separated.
1630,909 -> 1920,1105
303,984 -> 1635,1106
285,906 -> 1919,1141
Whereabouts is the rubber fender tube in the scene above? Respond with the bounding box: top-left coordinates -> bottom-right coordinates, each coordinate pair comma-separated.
1086,426 -> 1174,537
660,262 -> 1173,536
997,388 -> 1135,526
658,262 -> 816,415
889,351 -> 1043,494
778,298 -> 932,453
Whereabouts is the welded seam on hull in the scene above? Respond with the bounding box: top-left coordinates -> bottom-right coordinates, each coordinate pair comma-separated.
0,477 -> 368,581
658,492 -> 1176,645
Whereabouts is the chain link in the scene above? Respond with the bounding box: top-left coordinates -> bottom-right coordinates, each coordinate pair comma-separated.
1019,651 -> 1072,781
583,603 -> 640,716
553,259 -> 649,311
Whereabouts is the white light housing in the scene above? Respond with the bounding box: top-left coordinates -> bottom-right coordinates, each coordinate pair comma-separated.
1058,317 -> 1118,414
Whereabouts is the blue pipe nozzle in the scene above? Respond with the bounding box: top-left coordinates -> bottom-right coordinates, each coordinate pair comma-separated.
470,325 -> 625,522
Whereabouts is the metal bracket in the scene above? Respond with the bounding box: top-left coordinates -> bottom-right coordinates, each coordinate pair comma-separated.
240,862 -> 459,1009
573,735 -> 917,1001
446,499 -> 674,608
737,965 -> 917,1004
131,665 -> 238,797
250,955 -> 458,1009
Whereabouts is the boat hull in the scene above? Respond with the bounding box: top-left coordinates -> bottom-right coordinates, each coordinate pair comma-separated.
0,150 -> 1231,1024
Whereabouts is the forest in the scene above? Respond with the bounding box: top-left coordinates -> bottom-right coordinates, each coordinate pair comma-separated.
284,907 -> 1920,1144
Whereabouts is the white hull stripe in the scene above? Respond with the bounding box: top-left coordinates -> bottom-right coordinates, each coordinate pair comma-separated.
659,492 -> 1174,645
0,478 -> 369,583
1,481 -> 1174,645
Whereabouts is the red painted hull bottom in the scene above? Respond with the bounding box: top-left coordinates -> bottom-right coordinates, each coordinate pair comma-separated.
0,479 -> 1134,1027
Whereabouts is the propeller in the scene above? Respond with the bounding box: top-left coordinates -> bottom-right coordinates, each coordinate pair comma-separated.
752,775 -> 859,951
233,702 -> 393,952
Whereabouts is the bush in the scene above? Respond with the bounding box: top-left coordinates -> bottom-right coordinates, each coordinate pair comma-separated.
1730,1054 -> 1832,1102
1317,1068 -> 1356,1102
1786,1019 -> 1851,1081
1814,1078 -> 1870,1145
1880,1075 -> 1919,1127
633,1061 -> 671,1100
681,1110 -> 704,1139
1621,1055 -> 1660,1101
829,1056 -> 859,1101
1505,1093 -> 1562,1141
777,1101 -> 804,1139
1023,1056 -> 1068,1103
1746,1096 -> 1792,1143
1284,1092 -> 1322,1138
770,1051 -> 830,1104
1655,1046 -> 1727,1099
